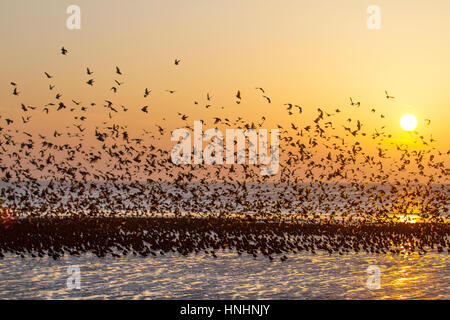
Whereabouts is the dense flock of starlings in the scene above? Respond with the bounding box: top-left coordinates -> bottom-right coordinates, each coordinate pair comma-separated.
0,47 -> 448,260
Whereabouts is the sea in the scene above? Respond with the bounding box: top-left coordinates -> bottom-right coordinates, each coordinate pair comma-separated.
0,249 -> 448,300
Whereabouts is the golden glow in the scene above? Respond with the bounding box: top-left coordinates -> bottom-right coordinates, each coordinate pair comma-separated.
395,214 -> 421,223
400,114 -> 418,132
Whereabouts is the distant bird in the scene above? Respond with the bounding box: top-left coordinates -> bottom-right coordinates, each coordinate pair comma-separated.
425,119 -> 431,125
141,106 -> 149,113
235,90 -> 242,104
166,90 -> 176,94
87,67 -> 93,75
12,88 -> 19,96
174,59 -> 181,65
350,97 -> 360,107
144,88 -> 151,98
44,72 -> 52,79
385,90 -> 394,99
86,79 -> 94,86
116,66 -> 122,75
262,95 -> 271,103
61,47 -> 68,55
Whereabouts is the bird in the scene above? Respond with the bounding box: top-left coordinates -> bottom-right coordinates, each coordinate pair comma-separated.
262,95 -> 271,103
174,59 -> 181,65
350,97 -> 360,107
116,66 -> 122,75
61,47 -> 68,55
385,90 -> 394,99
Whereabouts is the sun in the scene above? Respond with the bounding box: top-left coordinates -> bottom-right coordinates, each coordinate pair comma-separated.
400,114 -> 418,132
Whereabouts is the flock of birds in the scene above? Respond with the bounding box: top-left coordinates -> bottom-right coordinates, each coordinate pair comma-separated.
0,47 -> 448,260
0,216 -> 448,260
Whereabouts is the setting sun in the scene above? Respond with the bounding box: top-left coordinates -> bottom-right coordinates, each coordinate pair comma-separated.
400,114 -> 418,132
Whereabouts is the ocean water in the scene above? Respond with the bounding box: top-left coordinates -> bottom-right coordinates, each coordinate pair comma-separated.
0,250 -> 448,300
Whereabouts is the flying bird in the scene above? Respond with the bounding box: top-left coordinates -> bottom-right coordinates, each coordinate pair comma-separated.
350,97 -> 360,107
385,90 -> 394,99
262,95 -> 271,103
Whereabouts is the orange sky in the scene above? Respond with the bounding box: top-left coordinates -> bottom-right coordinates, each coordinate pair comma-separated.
1,0 -> 449,154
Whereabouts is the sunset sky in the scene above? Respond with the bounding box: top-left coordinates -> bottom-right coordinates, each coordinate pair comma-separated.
1,0 -> 449,151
